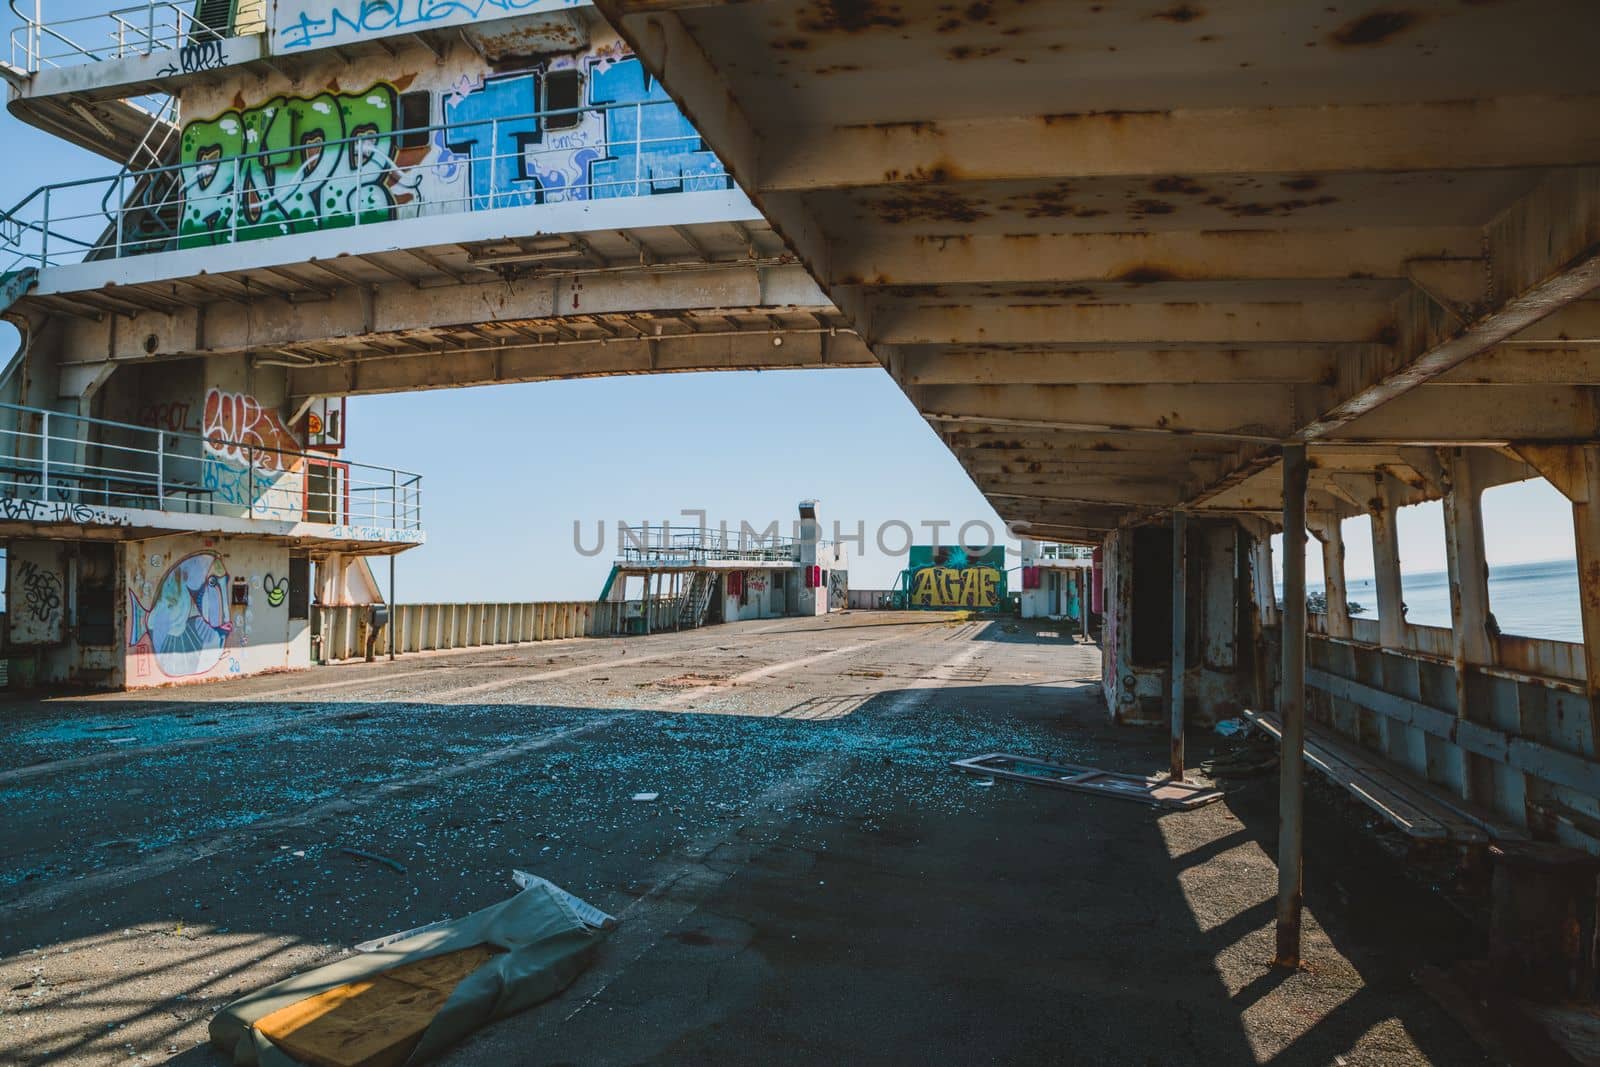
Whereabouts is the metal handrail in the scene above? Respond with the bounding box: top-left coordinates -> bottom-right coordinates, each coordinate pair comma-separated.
9,0 -> 231,71
0,399 -> 423,531
616,524 -> 831,566
0,97 -> 731,269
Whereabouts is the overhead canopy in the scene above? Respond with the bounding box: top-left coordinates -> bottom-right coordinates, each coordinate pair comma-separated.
592,0 -> 1600,540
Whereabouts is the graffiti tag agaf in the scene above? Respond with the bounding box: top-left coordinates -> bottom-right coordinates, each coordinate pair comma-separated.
910,566 -> 1001,609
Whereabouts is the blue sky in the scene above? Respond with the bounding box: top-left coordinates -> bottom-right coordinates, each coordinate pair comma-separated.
0,0 -> 1581,602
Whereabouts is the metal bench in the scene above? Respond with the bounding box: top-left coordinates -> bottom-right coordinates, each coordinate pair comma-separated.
1243,707 -> 1527,846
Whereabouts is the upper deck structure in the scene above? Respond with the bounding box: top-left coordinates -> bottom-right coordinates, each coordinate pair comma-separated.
0,0 -> 872,395
0,0 -> 875,689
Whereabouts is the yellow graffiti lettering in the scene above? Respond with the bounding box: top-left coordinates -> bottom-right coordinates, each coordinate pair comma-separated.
909,566 -> 1000,608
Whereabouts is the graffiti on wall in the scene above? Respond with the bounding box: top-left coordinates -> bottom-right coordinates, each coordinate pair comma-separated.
910,566 -> 1001,609
828,569 -> 848,612
179,84 -> 426,247
904,546 -> 1007,610
16,558 -> 62,624
262,574 -> 289,608
0,497 -> 133,526
201,389 -> 306,517
442,69 -> 592,208
587,58 -> 725,197
172,54 -> 728,248
274,0 -> 585,52
137,400 -> 201,434
128,552 -> 233,677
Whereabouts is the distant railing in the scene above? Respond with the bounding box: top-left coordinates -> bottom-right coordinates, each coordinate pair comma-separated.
617,524 -> 824,567
0,98 -> 732,270
1037,544 -> 1094,560
317,600 -> 664,661
8,0 -> 230,71
0,400 -> 422,532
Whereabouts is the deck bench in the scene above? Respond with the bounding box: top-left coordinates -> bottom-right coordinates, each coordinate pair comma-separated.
1242,708 -> 1527,846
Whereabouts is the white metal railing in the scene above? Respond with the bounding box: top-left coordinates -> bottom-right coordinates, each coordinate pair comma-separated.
0,400 -> 422,532
617,524 -> 824,567
317,601 -> 646,661
0,98 -> 731,270
1037,544 -> 1094,560
9,0 -> 230,71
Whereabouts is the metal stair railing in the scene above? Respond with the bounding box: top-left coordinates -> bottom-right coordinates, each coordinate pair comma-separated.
675,570 -> 715,630
88,94 -> 184,261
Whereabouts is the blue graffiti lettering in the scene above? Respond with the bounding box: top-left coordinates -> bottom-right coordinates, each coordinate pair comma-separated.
587,59 -> 728,198
443,72 -> 545,209
277,0 -> 585,52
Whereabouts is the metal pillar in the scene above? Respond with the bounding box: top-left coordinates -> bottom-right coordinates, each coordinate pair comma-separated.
1570,448 -> 1600,760
1368,473 -> 1409,762
1170,509 -> 1188,781
1275,443 -> 1309,967
1079,568 -> 1089,642
1443,448 -> 1493,802
1369,475 -> 1406,648
388,554 -> 396,662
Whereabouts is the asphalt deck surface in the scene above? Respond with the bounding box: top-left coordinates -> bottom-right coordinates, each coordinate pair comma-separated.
0,611 -> 1486,1065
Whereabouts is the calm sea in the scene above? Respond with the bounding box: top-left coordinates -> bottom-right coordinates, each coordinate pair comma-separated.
1327,559 -> 1583,644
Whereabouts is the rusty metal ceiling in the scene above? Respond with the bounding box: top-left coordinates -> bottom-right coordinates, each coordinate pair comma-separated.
594,0 -> 1600,542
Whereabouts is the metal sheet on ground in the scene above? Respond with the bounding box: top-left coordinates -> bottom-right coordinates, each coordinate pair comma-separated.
951,753 -> 1222,810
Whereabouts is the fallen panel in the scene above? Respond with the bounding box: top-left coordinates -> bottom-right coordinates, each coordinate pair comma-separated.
210,875 -> 614,1067
951,753 -> 1222,810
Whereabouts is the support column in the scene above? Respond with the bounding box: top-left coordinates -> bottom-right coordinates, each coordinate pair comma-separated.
1369,475 -> 1406,648
388,555 -> 396,661
1079,568 -> 1090,642
1442,448 -> 1495,804
1517,445 -> 1600,765
1170,509 -> 1188,781
1275,443 -> 1309,968
1368,472 -> 1414,765
1312,516 -> 1352,639
1575,450 -> 1600,753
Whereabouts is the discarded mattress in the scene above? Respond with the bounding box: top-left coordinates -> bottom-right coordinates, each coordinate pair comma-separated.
952,753 -> 1223,810
210,874 -> 614,1067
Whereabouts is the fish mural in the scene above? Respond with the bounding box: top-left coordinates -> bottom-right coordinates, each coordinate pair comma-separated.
128,553 -> 234,677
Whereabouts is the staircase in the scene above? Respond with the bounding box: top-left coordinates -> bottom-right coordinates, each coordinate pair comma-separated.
87,97 -> 183,261
676,571 -> 715,630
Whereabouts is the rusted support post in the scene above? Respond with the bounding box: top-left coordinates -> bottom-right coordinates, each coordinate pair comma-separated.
1518,445 -> 1600,780
1368,472 -> 1409,762
1275,443 -> 1309,968
1079,568 -> 1090,642
1170,508 -> 1188,782
1442,448 -> 1494,803
1369,474 -> 1406,648
388,554 -> 396,661
1574,449 -> 1600,758
1312,516 -> 1352,639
